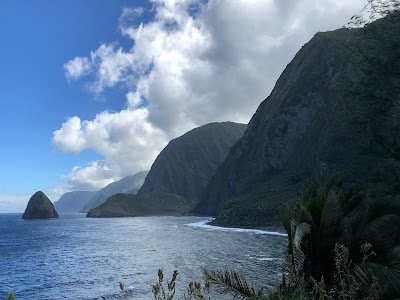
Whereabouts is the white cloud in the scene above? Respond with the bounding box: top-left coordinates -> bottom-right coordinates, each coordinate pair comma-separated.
53,108 -> 168,191
53,116 -> 85,153
64,56 -> 92,80
55,0 -> 365,192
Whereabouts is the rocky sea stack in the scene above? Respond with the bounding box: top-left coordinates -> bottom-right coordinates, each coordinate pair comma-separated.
22,191 -> 59,220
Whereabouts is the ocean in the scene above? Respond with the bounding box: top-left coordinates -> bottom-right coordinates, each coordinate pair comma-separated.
0,214 -> 287,299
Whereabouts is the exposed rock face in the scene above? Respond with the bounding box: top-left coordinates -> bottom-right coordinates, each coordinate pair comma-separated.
22,191 -> 59,220
82,171 -> 149,212
195,15 -> 400,227
53,191 -> 96,213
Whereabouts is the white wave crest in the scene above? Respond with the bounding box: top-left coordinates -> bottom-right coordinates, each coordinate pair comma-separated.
186,218 -> 287,237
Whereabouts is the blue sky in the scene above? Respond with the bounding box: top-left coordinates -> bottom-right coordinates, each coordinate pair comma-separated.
0,0 -> 144,208
0,0 -> 366,212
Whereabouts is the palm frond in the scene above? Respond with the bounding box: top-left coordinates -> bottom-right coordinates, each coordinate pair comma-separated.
379,244 -> 400,272
354,262 -> 400,298
294,222 -> 311,250
361,214 -> 400,255
202,267 -> 257,299
318,190 -> 344,256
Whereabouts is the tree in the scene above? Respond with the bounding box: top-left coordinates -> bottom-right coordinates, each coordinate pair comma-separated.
280,180 -> 400,299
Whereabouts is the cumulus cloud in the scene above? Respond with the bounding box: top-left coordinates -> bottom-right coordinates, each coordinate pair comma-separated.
53,116 -> 85,153
53,108 -> 168,191
55,0 -> 365,192
64,56 -> 92,80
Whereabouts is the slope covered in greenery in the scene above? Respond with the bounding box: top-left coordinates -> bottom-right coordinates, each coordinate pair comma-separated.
196,11 -> 400,227
22,191 -> 59,220
82,170 -> 148,212
86,192 -> 189,218
137,122 -> 246,208
87,122 -> 246,217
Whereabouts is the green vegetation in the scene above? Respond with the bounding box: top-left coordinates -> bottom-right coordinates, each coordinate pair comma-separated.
152,7 -> 400,299
152,179 -> 400,299
22,191 -> 59,220
138,122 -> 246,207
196,7 -> 400,228
82,170 -> 149,212
87,191 -> 190,217
87,122 -> 246,217
6,292 -> 15,300
278,180 -> 400,298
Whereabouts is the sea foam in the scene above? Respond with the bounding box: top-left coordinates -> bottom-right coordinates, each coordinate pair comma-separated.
186,218 -> 287,237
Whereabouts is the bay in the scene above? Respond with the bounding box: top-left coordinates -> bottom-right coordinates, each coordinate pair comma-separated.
0,214 -> 286,299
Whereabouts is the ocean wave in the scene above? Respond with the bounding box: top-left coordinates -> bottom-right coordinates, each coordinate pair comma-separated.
186,219 -> 287,237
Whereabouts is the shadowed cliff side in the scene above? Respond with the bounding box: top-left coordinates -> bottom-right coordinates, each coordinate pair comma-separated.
196,12 -> 400,227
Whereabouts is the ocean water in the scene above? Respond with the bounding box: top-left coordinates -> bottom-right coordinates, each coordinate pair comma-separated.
0,214 -> 287,299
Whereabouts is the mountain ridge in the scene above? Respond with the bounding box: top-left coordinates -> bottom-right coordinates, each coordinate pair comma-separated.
53,191 -> 96,213
87,122 -> 246,218
82,170 -> 148,212
195,15 -> 400,226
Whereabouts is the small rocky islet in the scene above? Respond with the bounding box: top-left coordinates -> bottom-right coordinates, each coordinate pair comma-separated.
22,191 -> 59,220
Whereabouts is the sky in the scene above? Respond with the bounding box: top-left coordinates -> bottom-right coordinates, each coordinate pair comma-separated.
0,0 -> 366,212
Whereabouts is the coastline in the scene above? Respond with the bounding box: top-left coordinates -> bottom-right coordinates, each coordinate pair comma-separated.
187,217 -> 288,237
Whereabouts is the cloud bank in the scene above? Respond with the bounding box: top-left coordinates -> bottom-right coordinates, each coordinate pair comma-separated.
54,0 -> 365,192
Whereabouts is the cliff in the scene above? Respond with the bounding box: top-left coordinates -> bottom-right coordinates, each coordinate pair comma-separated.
82,170 -> 148,212
22,191 -> 59,220
195,12 -> 400,226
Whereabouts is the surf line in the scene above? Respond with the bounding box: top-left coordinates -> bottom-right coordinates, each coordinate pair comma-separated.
186,218 -> 288,237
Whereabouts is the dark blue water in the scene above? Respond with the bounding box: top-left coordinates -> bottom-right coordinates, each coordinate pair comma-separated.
0,214 -> 287,299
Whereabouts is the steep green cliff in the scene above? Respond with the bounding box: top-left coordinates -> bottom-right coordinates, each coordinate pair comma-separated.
137,122 -> 246,207
22,191 -> 59,220
196,12 -> 400,227
87,122 -> 246,217
82,170 -> 148,212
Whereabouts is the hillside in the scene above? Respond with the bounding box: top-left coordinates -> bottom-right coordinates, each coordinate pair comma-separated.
82,170 -> 148,212
22,191 -> 59,220
195,12 -> 400,227
87,122 -> 246,217
53,191 -> 96,213
137,122 -> 246,207
86,192 -> 189,218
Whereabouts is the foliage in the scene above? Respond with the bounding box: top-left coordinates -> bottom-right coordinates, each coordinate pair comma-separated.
203,267 -> 267,299
150,6 -> 400,300
152,269 -> 179,300
86,191 -> 190,218
22,191 -> 59,219
184,279 -> 210,300
278,180 -> 400,299
6,293 -> 15,300
139,122 -> 246,203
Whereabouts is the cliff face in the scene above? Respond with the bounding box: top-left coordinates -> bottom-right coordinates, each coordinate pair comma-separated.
87,122 -> 246,218
137,122 -> 247,207
196,13 -> 400,227
82,171 -> 148,212
22,191 -> 59,220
